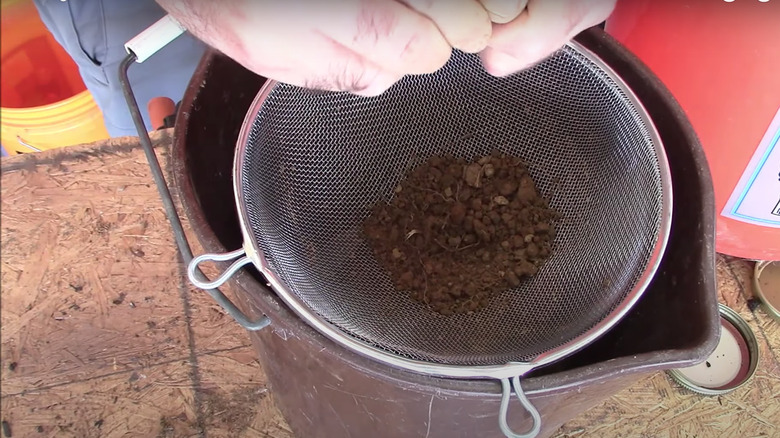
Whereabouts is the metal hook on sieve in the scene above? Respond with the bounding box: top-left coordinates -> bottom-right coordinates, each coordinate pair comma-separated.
499,376 -> 542,438
188,249 -> 252,290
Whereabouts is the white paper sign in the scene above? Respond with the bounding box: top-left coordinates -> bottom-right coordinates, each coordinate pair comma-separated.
722,106 -> 780,228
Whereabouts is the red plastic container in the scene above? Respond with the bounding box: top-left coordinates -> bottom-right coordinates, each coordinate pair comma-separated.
605,0 -> 780,260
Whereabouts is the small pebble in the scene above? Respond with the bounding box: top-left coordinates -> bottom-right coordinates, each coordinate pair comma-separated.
464,163 -> 483,188
450,202 -> 467,224
498,180 -> 518,196
483,164 -> 495,178
493,196 -> 509,206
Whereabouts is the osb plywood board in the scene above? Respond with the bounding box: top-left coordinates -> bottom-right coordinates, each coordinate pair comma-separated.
1,132 -> 778,437
1,132 -> 291,438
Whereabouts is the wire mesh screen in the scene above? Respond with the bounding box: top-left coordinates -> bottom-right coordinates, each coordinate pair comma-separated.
239,46 -> 666,366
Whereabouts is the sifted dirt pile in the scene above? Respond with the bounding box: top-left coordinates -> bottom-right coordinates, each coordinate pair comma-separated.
363,151 -> 559,315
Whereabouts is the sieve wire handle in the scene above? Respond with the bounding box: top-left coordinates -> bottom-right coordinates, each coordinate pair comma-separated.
117,16 -> 271,332
188,249 -> 252,290
499,376 -> 542,438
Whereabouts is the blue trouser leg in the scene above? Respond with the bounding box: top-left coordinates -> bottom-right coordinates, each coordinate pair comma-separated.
33,0 -> 207,137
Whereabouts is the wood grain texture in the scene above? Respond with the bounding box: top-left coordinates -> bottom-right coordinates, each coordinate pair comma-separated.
1,132 -> 777,437
1,132 -> 289,438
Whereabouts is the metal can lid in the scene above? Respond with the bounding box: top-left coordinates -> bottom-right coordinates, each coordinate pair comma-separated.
753,261 -> 780,323
666,303 -> 759,396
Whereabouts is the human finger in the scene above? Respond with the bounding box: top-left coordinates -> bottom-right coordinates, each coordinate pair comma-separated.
480,0 -> 616,76
478,0 -> 528,24
267,39 -> 403,95
398,0 -> 493,53
318,0 -> 453,75
351,70 -> 405,96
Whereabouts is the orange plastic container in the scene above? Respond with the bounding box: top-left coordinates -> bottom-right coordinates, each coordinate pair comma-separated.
605,0 -> 780,260
0,0 -> 109,154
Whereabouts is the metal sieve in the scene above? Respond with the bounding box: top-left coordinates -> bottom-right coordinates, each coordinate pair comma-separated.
188,41 -> 672,438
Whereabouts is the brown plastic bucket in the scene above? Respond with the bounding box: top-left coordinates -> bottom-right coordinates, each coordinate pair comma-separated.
171,28 -> 720,437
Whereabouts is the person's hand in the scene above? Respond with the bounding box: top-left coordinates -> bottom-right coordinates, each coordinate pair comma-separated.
157,0 -> 524,96
479,0 -> 617,76
157,0 -> 614,95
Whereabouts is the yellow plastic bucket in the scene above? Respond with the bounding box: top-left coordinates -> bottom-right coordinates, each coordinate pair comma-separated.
1,0 -> 109,154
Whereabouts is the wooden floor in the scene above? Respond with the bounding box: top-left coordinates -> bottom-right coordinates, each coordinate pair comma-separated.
1,131 -> 778,437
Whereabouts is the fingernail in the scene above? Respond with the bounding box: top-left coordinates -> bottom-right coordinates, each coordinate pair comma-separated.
487,11 -> 513,25
483,50 -> 526,77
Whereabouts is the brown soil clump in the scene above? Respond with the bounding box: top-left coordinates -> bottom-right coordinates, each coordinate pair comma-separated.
363,152 -> 559,315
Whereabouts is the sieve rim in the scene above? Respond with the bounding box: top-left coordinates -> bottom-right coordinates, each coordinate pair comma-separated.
230,40 -> 673,380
